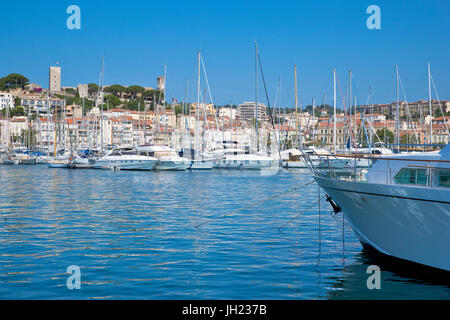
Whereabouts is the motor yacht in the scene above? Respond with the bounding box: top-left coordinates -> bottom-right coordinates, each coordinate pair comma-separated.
136,145 -> 190,171
180,148 -> 214,170
211,148 -> 275,170
309,144 -> 450,271
94,148 -> 158,170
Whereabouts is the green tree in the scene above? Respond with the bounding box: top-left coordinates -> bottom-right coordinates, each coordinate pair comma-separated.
10,106 -> 25,117
376,128 -> 394,144
88,83 -> 99,96
104,94 -> 122,108
127,85 -> 145,99
64,88 -> 77,95
174,104 -> 184,115
142,89 -> 164,104
21,129 -> 37,148
125,99 -> 146,111
104,84 -> 127,96
400,133 -> 418,145
0,73 -> 30,90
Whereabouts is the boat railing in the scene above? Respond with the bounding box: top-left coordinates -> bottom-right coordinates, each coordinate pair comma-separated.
301,151 -> 450,184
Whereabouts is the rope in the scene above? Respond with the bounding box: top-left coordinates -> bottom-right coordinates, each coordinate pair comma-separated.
194,180 -> 315,229
278,194 -> 326,230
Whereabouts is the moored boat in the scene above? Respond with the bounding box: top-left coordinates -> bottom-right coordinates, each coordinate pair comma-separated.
136,145 -> 190,171
310,144 -> 450,271
94,148 -> 158,170
48,159 -> 71,168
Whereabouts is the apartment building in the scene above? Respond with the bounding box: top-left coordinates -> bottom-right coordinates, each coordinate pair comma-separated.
0,92 -> 14,110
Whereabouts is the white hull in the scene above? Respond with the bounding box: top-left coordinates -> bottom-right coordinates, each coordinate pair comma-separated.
48,162 -> 70,168
94,159 -> 157,170
155,160 -> 189,171
315,176 -> 450,271
216,159 -> 274,170
189,160 -> 214,170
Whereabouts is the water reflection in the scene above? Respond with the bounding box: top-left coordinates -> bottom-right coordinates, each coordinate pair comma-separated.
0,166 -> 448,299
327,249 -> 450,300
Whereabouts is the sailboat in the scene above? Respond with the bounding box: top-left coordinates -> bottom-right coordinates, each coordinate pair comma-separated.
135,65 -> 190,171
212,41 -> 276,170
188,50 -> 214,170
48,99 -> 70,168
17,102 -> 37,165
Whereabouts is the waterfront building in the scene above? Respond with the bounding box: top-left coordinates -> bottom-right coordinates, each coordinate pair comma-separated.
190,103 -> 216,116
0,92 -> 14,110
111,117 -> 134,147
360,100 -> 450,119
0,117 -> 9,146
33,117 -> 55,149
20,94 -> 65,114
316,121 -> 347,147
9,116 -> 27,139
237,102 -> 268,124
218,107 -> 237,120
177,114 -> 196,130
63,104 -> 83,119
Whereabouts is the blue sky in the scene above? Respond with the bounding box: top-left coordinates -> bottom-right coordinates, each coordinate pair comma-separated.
0,0 -> 448,107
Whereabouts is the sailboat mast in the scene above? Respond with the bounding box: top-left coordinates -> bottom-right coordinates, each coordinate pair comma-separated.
99,56 -> 104,154
254,41 -> 259,151
295,64 -> 302,149
428,61 -> 432,147
333,68 -> 337,153
54,104 -> 57,157
196,50 -> 201,158
369,86 -> 373,147
163,64 -> 167,144
349,70 -> 352,150
312,96 -> 316,142
396,65 -> 400,153
295,64 -> 298,140
5,99 -> 10,151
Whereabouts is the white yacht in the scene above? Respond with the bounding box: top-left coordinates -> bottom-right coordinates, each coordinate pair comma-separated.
94,148 -> 158,170
47,158 -> 71,168
71,156 -> 96,169
136,145 -> 190,171
15,153 -> 37,165
180,148 -> 214,170
212,148 -> 275,170
315,146 -> 393,170
344,147 -> 393,168
282,147 -> 331,168
311,144 -> 450,271
189,158 -> 214,170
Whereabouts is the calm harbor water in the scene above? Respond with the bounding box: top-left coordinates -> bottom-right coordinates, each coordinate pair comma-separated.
0,166 -> 448,299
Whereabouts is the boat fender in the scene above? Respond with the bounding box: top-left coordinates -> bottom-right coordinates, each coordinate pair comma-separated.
326,194 -> 341,215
